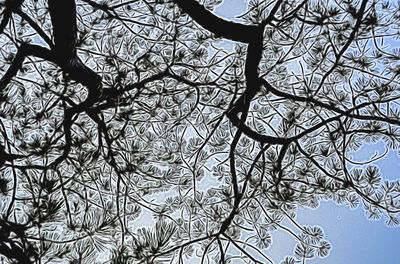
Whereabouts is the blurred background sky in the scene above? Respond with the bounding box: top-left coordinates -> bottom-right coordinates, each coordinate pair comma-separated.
213,1 -> 400,263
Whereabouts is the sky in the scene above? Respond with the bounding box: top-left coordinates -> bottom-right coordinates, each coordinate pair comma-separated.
214,1 -> 400,263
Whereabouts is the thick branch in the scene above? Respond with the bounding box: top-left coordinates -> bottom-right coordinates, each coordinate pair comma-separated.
219,2 -> 284,233
0,0 -> 101,168
47,0 -> 101,98
174,0 -> 258,43
48,0 -> 78,59
228,0 -> 282,120
226,26 -> 290,144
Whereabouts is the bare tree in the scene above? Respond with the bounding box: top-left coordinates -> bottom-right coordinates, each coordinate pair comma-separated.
0,0 -> 399,263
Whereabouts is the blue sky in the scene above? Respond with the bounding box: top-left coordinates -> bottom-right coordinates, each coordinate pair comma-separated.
214,1 -> 400,263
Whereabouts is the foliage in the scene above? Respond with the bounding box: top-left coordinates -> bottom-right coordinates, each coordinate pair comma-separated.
0,0 -> 399,263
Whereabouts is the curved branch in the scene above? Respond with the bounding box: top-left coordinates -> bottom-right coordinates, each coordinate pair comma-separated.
174,0 -> 258,43
0,43 -> 55,92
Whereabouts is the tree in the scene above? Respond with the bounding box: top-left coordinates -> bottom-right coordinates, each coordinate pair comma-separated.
0,0 -> 399,263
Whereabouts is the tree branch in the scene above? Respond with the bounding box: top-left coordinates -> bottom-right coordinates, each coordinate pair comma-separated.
0,43 -> 55,92
15,9 -> 53,48
0,0 -> 24,35
174,0 -> 258,43
48,0 -> 78,60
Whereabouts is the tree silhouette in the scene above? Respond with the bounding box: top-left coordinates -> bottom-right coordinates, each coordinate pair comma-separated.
0,0 -> 399,263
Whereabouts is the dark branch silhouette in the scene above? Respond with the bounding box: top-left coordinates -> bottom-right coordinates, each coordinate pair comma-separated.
174,0 -> 259,43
